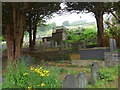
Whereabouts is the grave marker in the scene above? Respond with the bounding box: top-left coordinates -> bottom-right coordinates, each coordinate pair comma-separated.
75,72 -> 88,88
62,72 -> 88,88
91,62 -> 100,84
109,38 -> 117,51
62,74 -> 75,88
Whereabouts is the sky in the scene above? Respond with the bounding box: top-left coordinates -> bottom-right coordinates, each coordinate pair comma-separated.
46,12 -> 97,26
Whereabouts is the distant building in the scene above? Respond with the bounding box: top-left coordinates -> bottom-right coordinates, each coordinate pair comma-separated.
52,28 -> 68,45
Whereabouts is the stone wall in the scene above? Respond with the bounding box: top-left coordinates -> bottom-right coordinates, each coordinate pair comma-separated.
80,47 -> 110,60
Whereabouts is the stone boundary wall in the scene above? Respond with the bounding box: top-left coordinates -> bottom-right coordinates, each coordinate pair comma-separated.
80,47 -> 110,60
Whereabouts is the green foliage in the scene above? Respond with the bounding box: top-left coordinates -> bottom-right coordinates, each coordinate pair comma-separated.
65,26 -> 97,46
3,61 -> 61,88
87,65 -> 118,88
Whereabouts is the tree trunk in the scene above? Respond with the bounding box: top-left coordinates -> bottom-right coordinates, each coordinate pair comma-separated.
32,24 -> 37,50
95,12 -> 104,47
5,6 -> 25,65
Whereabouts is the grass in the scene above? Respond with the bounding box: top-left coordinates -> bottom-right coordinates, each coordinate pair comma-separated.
2,58 -> 119,88
87,65 -> 119,88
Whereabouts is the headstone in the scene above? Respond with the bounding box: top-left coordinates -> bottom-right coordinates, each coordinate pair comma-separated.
51,40 -> 54,48
55,41 -> 58,47
60,42 -> 64,50
109,38 -> 117,51
91,62 -> 100,84
44,38 -> 47,42
62,74 -> 75,88
62,72 -> 88,88
75,72 -> 88,88
104,52 -> 119,67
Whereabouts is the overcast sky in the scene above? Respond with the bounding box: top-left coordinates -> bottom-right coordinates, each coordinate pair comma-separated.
46,12 -> 97,26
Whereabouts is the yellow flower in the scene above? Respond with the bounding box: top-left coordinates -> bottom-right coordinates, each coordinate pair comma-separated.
30,67 -> 34,71
28,86 -> 32,88
40,67 -> 42,69
23,73 -> 28,75
41,83 -> 45,86
45,71 -> 49,73
40,73 -> 45,76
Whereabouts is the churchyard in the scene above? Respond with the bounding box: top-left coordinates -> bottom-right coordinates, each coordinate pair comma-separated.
1,2 -> 120,89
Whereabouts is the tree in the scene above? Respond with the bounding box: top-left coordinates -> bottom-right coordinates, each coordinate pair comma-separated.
62,21 -> 70,26
2,2 -> 60,63
67,2 -> 119,47
2,2 -> 29,65
25,3 -> 59,50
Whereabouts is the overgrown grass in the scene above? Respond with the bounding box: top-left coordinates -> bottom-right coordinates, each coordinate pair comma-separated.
2,61 -> 61,88
87,65 -> 119,88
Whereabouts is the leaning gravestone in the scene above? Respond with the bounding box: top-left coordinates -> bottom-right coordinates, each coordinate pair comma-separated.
91,62 -> 100,84
62,72 -> 88,88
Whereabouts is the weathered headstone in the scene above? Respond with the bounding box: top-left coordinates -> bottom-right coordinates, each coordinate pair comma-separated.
104,52 -> 119,67
55,41 -> 58,47
62,74 -> 75,88
62,72 -> 88,88
51,40 -> 55,48
91,62 -> 100,84
60,42 -> 64,50
109,38 -> 117,51
75,72 -> 88,88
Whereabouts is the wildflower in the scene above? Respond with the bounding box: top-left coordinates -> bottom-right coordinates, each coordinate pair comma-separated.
23,73 -> 28,75
40,67 -> 42,69
28,86 -> 32,88
40,73 -> 45,76
30,67 -> 34,71
41,83 -> 45,86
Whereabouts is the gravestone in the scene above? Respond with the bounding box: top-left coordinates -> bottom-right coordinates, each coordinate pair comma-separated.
104,52 -> 119,67
109,38 -> 117,51
60,42 -> 64,50
62,74 -> 75,88
91,62 -> 100,84
75,72 -> 88,88
55,41 -> 58,47
62,72 -> 88,88
51,40 -> 55,48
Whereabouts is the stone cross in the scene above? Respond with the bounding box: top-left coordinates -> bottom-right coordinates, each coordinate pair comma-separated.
91,62 -> 100,84
109,38 -> 117,52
